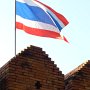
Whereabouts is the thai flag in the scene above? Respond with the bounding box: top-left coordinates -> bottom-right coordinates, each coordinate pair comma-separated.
16,0 -> 69,42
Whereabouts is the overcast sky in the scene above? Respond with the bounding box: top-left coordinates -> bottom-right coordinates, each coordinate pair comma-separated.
0,0 -> 90,74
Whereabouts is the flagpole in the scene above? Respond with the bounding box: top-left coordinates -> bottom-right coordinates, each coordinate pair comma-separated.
15,0 -> 16,56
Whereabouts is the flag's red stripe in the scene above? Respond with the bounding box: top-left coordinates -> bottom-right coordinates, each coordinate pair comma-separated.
16,22 -> 61,39
35,0 -> 69,26
63,36 -> 69,43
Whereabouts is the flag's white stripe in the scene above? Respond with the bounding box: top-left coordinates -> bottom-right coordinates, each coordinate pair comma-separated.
16,0 -> 40,7
16,0 -> 24,3
16,15 -> 60,33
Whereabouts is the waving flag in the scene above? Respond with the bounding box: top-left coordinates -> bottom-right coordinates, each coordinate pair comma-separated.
16,0 -> 69,42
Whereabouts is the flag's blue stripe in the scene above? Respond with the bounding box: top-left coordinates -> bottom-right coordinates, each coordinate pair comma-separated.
16,1 -> 56,26
47,12 -> 62,31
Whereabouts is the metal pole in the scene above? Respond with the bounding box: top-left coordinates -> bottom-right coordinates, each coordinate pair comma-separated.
15,0 -> 16,56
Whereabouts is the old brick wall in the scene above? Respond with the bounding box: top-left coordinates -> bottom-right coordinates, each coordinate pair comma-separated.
65,60 -> 90,90
0,45 -> 64,90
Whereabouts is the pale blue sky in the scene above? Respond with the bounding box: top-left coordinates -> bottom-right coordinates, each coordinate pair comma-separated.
0,0 -> 90,74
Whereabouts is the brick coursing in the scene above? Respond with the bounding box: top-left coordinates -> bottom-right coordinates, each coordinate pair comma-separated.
0,45 -> 90,90
0,45 -> 64,90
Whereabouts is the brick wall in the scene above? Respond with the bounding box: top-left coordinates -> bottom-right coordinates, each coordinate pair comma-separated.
0,45 -> 90,90
0,45 -> 64,90
65,60 -> 90,90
